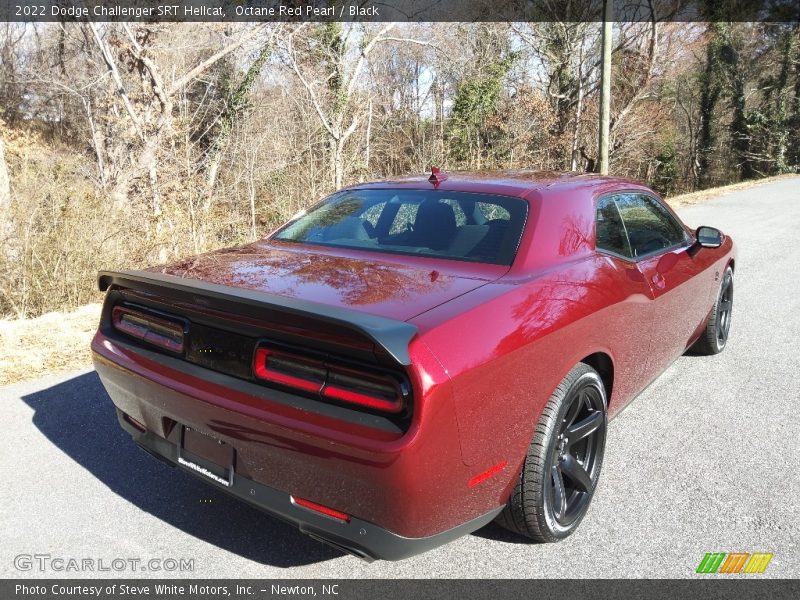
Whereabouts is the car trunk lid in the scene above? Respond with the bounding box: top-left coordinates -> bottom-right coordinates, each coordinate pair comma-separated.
148,240 -> 507,322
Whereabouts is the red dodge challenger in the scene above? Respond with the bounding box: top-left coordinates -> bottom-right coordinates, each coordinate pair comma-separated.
92,170 -> 736,560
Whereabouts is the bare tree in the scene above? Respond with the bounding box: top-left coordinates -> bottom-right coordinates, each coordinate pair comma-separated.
85,22 -> 270,209
284,23 -> 435,188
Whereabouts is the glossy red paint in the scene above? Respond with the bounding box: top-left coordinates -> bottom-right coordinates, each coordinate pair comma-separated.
152,241 -> 507,322
91,170 -> 736,559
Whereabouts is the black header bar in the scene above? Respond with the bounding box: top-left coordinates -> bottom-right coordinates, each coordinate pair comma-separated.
4,579 -> 800,600
3,0 -> 800,23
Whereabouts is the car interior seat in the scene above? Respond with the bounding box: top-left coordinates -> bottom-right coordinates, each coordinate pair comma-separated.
413,199 -> 457,250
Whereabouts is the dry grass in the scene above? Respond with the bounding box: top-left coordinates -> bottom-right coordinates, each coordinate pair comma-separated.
666,174 -> 798,209
0,303 -> 101,386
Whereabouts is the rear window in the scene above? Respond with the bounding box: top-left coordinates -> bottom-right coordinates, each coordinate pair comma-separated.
273,190 -> 528,266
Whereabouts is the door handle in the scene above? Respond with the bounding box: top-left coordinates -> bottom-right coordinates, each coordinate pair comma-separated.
651,273 -> 666,289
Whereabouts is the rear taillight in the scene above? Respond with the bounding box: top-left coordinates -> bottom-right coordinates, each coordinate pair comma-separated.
112,306 -> 185,353
253,345 -> 407,414
253,347 -> 325,393
322,366 -> 404,413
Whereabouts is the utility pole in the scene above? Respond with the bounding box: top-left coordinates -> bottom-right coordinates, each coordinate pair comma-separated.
598,0 -> 613,175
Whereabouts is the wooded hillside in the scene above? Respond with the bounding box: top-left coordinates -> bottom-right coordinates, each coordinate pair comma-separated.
1,20 -> 798,318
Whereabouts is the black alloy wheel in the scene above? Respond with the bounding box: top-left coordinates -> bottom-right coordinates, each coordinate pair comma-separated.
546,381 -> 606,528
496,363 -> 607,542
716,272 -> 733,348
692,266 -> 734,355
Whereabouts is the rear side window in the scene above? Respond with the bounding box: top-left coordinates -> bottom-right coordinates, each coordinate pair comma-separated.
273,190 -> 528,266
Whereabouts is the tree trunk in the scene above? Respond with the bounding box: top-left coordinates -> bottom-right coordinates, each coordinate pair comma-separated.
727,51 -> 753,180
435,79 -> 445,161
333,137 -> 344,189
364,97 -> 373,176
206,31 -> 279,193
570,45 -> 585,171
598,1 -> 613,175
249,179 -> 257,239
698,24 -> 725,189
697,82 -> 717,188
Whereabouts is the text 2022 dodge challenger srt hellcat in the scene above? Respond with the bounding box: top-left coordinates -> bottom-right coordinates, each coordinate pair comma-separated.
92,169 -> 736,560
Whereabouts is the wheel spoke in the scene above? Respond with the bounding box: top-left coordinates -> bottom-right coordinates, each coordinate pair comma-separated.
566,411 -> 603,445
563,394 -> 583,429
561,454 -> 593,492
720,299 -> 732,312
551,465 -> 567,519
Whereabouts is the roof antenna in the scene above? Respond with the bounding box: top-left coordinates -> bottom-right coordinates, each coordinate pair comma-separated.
428,166 -> 448,188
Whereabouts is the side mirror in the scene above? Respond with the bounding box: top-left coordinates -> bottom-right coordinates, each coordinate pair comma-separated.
696,225 -> 723,249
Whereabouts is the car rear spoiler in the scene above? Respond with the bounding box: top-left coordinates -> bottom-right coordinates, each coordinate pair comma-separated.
97,270 -> 418,366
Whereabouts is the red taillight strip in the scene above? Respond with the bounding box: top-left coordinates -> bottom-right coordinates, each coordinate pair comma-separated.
253,348 -> 322,393
468,461 -> 508,488
253,345 -> 407,414
291,496 -> 350,522
322,384 -> 403,413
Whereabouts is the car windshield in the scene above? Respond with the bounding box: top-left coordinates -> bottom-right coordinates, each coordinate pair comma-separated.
272,189 -> 528,266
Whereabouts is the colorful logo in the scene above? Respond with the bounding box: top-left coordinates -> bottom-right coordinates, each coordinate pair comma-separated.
696,552 -> 773,574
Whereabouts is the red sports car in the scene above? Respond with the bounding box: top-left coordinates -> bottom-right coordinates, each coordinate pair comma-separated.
92,170 -> 736,560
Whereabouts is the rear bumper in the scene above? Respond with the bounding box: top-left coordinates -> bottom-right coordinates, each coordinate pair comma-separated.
116,409 -> 501,561
92,328 -> 513,559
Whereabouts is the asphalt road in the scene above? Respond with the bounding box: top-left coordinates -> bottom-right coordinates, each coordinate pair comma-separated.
1,177 -> 798,579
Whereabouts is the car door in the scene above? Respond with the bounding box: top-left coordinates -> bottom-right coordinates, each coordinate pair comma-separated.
612,192 -> 708,379
594,195 -> 657,409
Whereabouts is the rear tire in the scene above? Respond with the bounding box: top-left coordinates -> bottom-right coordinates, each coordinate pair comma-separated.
692,266 -> 733,355
495,363 -> 607,542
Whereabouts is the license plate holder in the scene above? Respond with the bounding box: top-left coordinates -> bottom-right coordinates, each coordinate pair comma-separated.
177,426 -> 234,487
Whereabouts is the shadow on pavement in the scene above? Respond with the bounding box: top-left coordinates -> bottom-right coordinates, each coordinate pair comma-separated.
470,521 -> 537,545
21,371 -> 342,568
